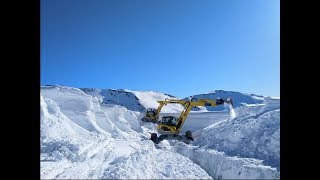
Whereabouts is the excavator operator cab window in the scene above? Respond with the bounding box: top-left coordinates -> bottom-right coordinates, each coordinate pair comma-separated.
161,116 -> 178,126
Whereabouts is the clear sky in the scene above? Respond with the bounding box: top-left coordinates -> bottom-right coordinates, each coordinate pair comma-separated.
41,0 -> 279,98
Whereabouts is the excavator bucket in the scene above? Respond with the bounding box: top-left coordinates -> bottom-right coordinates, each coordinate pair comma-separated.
141,108 -> 158,123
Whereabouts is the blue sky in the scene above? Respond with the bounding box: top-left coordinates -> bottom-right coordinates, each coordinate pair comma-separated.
41,0 -> 279,98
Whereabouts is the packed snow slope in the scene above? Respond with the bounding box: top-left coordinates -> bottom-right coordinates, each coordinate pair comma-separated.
194,98 -> 280,170
41,85 -> 280,179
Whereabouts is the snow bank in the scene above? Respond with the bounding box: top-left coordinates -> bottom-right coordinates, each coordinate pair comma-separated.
194,98 -> 280,170
174,144 -> 280,179
41,86 -> 212,179
104,142 -> 212,179
40,93 -> 109,163
101,104 -> 143,134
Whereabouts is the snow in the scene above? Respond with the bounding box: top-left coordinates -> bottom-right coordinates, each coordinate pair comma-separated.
194,98 -> 280,170
41,85 -> 280,179
174,144 -> 279,179
81,88 -> 184,113
186,90 -> 266,111
81,88 -> 146,111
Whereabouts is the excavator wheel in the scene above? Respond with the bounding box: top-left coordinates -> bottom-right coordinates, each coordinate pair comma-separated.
185,130 -> 192,137
149,133 -> 158,142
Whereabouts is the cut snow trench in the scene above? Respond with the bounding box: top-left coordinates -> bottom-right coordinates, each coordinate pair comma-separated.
173,144 -> 279,179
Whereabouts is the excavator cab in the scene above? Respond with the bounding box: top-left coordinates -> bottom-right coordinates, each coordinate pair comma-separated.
160,116 -> 178,126
157,116 -> 180,135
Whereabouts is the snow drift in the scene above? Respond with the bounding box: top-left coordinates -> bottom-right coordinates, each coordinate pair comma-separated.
194,98 -> 280,170
174,144 -> 279,179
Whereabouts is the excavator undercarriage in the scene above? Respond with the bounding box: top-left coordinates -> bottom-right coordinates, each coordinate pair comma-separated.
150,130 -> 194,144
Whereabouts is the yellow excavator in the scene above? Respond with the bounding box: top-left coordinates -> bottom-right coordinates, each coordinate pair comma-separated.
143,97 -> 234,144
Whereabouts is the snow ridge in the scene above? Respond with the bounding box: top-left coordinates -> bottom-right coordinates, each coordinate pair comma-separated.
194,98 -> 280,170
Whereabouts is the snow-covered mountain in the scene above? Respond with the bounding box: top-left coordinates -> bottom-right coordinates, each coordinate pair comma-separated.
185,90 -> 266,111
80,88 -> 182,112
80,87 -> 269,112
41,85 -> 280,179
